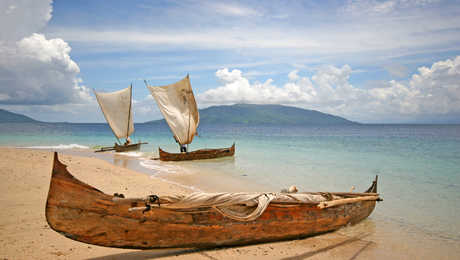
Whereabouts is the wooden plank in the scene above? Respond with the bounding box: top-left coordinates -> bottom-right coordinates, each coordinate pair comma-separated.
317,195 -> 380,209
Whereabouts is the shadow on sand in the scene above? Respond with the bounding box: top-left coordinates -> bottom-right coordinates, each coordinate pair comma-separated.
86,233 -> 373,260
87,248 -> 218,260
281,233 -> 373,260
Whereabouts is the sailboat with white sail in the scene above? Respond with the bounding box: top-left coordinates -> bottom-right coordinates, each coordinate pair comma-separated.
145,75 -> 235,161
94,85 -> 147,152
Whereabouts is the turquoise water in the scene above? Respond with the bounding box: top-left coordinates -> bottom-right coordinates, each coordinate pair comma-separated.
1,122 -> 459,245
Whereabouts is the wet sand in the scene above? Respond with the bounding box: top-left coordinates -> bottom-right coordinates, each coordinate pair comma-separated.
1,147 -> 458,259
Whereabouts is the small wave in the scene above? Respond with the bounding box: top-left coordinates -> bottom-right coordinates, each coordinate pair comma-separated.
116,151 -> 144,157
139,159 -> 201,191
139,159 -> 183,174
21,144 -> 89,149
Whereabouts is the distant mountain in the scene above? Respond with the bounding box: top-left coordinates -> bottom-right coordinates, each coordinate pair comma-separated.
145,104 -> 358,126
0,109 -> 38,123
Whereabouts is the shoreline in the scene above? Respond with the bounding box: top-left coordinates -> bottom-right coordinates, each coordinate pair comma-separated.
1,147 -> 459,259
47,146 -> 275,193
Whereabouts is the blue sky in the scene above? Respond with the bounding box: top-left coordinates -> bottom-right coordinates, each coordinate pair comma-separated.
1,0 -> 460,123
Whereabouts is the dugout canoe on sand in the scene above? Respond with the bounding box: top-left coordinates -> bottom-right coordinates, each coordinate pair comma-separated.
46,152 -> 381,249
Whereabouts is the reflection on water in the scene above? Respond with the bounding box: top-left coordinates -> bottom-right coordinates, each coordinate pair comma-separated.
113,155 -> 129,168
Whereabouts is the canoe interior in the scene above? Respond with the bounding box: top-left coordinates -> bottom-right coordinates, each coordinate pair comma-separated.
159,143 -> 235,161
46,152 -> 379,249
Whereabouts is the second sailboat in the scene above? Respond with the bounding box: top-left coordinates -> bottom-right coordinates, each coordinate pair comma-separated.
94,85 -> 147,152
146,75 -> 235,161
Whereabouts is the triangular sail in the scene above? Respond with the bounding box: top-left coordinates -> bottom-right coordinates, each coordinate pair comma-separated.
94,86 -> 134,140
147,75 -> 199,145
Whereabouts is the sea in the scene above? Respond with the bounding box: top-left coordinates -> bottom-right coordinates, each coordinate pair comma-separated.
1,122 -> 459,258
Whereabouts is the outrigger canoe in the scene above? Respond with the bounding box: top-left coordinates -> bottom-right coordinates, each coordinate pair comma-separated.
95,142 -> 147,153
46,152 -> 381,249
146,75 -> 235,162
94,85 -> 147,153
158,143 -> 235,161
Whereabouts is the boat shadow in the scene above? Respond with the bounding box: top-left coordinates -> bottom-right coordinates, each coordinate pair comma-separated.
86,233 -> 373,260
280,233 -> 373,260
86,248 -> 212,260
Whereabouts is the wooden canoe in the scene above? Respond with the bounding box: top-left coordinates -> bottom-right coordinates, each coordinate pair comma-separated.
158,143 -> 235,161
46,152 -> 380,249
95,142 -> 147,153
114,142 -> 145,152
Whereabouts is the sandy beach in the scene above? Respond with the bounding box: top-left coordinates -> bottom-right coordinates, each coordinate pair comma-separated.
1,147 -> 458,260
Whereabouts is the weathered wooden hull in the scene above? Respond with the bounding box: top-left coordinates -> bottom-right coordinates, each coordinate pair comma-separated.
95,142 -> 146,153
159,143 -> 235,161
114,142 -> 142,152
46,152 -> 379,249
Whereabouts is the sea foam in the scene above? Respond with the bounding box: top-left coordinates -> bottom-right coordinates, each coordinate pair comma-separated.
116,151 -> 144,157
21,144 -> 90,149
139,158 -> 184,174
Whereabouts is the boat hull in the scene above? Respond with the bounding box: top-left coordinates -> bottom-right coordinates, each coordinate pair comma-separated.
46,152 -> 379,249
95,142 -> 146,153
114,142 -> 142,152
159,143 -> 235,161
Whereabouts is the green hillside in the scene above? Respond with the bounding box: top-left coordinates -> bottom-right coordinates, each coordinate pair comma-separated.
0,109 -> 38,123
146,104 -> 358,126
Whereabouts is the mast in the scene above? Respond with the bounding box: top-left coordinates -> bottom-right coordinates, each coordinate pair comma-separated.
186,74 -> 191,149
126,84 -> 133,143
187,100 -> 191,152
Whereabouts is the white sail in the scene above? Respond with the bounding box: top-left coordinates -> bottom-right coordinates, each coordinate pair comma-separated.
94,86 -> 134,140
147,75 -> 199,145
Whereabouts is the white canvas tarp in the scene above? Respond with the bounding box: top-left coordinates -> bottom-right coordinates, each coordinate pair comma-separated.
147,75 -> 199,145
154,192 -> 340,221
94,86 -> 134,139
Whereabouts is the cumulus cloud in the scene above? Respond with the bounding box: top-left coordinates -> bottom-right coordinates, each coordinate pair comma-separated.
0,0 -> 91,106
132,95 -> 162,118
0,0 -> 52,41
198,56 -> 460,123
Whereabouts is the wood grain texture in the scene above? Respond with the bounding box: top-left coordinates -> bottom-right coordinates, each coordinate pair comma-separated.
158,143 -> 235,161
46,152 -> 379,249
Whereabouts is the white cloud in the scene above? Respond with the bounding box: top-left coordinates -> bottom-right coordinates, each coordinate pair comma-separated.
207,2 -> 260,17
288,70 -> 299,81
47,28 -> 321,51
408,56 -> 460,114
197,56 -> 460,123
0,33 -> 91,105
0,0 -> 91,106
46,9 -> 460,62
343,0 -> 440,15
131,95 -> 163,121
0,0 -> 53,41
